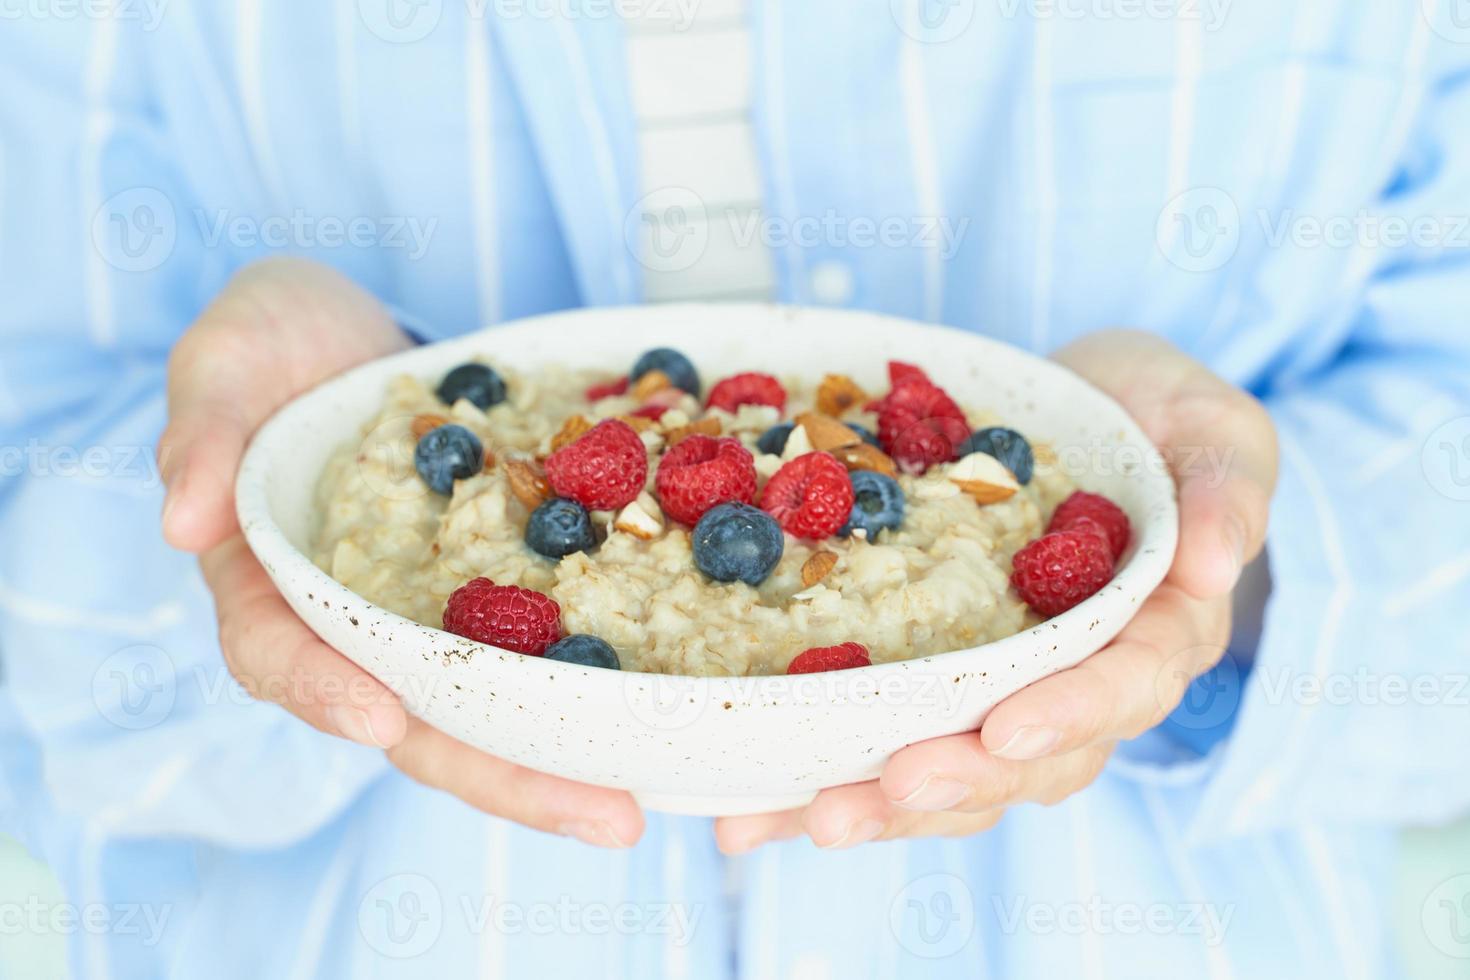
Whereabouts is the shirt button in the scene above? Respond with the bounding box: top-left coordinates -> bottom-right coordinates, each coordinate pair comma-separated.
809,260 -> 854,305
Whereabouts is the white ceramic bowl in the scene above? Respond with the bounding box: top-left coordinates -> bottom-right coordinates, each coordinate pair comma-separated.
237,304 -> 1178,816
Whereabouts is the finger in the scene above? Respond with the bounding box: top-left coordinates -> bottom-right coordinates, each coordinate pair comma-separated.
1161,390 -> 1276,599
159,394 -> 253,553
388,717 -> 645,848
200,535 -> 409,748
878,737 -> 1112,815
714,808 -> 805,856
1052,330 -> 1277,599
975,584 -> 1229,761
800,781 -> 1004,847
160,259 -> 411,554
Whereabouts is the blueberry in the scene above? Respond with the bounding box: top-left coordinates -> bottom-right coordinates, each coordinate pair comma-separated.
756,422 -> 794,455
692,502 -> 784,586
414,424 -> 484,495
436,363 -> 507,410
839,470 -> 905,538
631,347 -> 700,397
545,634 -> 620,669
956,426 -> 1034,485
846,423 -> 880,448
525,497 -> 598,558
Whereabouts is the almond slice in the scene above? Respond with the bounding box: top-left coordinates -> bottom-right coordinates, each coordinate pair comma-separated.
948,452 -> 1021,504
630,368 -> 674,402
665,416 -> 721,446
779,420 -> 814,460
816,374 -> 867,417
614,493 -> 664,540
551,414 -> 593,451
833,442 -> 898,479
795,412 -> 862,452
801,550 -> 838,587
410,413 -> 450,439
619,413 -> 659,433
504,458 -> 551,509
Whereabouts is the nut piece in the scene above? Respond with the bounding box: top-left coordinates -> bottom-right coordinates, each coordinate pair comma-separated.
619,413 -> 659,433
948,452 -> 1021,504
551,414 -> 593,451
665,416 -> 721,446
410,413 -> 450,439
630,368 -> 674,402
801,550 -> 838,587
816,374 -> 867,417
780,420 -> 814,460
833,442 -> 898,479
504,458 -> 552,509
614,493 -> 665,540
795,412 -> 862,453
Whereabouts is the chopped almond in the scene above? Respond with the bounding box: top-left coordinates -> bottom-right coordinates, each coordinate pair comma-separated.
665,416 -> 722,446
551,414 -> 593,451
795,412 -> 862,452
505,458 -> 551,509
630,368 -> 674,402
801,550 -> 838,587
834,442 -> 898,478
816,374 -> 867,417
948,452 -> 1020,504
410,413 -> 450,439
614,494 -> 665,540
619,414 -> 659,433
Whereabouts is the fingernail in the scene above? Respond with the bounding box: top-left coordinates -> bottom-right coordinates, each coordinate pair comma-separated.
558,820 -> 631,849
990,725 -> 1060,761
327,704 -> 390,748
1222,516 -> 1247,588
895,776 -> 972,812
817,818 -> 884,849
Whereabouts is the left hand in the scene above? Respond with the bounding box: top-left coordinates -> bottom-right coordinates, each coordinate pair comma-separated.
715,329 -> 1279,853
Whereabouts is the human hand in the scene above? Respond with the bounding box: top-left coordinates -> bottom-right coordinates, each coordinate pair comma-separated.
160,258 -> 644,848
715,329 -> 1277,852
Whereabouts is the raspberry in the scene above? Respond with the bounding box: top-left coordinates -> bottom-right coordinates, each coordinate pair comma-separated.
585,376 -> 629,401
706,372 -> 787,414
759,452 -> 855,539
870,381 -> 969,474
887,360 -> 931,387
544,418 -> 648,511
655,435 -> 757,525
787,642 -> 871,674
1048,491 -> 1131,561
1010,529 -> 1116,618
629,403 -> 668,421
442,577 -> 562,654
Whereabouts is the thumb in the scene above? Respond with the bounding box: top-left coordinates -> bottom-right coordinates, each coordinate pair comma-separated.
1053,330 -> 1277,599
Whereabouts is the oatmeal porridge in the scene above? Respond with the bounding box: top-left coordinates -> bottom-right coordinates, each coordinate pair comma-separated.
311,348 -> 1127,675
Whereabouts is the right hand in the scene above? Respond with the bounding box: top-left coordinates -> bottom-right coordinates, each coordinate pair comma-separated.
159,257 -> 645,848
